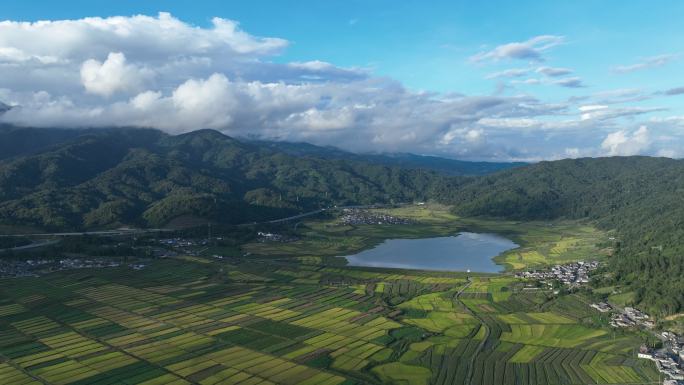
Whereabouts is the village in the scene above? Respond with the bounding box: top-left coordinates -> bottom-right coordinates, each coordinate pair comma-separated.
517,260 -> 684,383
592,302 -> 684,382
256,231 -> 299,243
515,260 -> 599,287
339,208 -> 414,226
0,257 -> 144,278
638,332 -> 684,383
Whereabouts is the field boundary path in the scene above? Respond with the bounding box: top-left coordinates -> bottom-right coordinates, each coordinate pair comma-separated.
456,276 -> 491,385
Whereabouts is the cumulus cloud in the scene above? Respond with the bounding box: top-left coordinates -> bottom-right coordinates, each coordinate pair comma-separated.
601,126 -> 650,156
470,35 -> 564,62
81,52 -> 151,96
612,54 -> 676,74
0,12 -> 286,61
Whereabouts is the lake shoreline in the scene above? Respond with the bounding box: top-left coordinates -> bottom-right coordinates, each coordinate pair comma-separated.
342,232 -> 519,273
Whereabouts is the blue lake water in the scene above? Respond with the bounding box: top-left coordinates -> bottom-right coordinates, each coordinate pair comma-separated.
343,232 -> 518,273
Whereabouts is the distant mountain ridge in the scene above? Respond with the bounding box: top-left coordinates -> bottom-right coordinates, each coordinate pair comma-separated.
0,125 -> 90,161
0,126 -> 523,175
252,140 -> 526,176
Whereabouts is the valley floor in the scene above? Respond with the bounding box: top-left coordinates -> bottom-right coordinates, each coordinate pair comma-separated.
0,205 -> 657,385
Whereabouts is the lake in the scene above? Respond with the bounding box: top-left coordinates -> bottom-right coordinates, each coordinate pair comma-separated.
343,232 -> 518,272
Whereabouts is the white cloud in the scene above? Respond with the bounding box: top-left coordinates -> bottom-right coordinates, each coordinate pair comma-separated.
657,148 -> 678,158
579,105 -> 664,121
170,73 -> 236,128
131,91 -> 161,110
0,47 -> 60,64
612,54 -> 676,74
0,13 -> 680,161
601,126 -> 650,156
440,127 -> 485,145
564,148 -> 581,158
471,35 -> 564,62
81,52 -> 150,96
0,12 -> 292,99
0,13 -> 286,61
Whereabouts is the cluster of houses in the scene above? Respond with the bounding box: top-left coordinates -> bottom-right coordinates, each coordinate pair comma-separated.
158,237 -> 215,257
590,301 -> 613,313
591,301 -> 656,329
339,209 -> 414,226
638,333 -> 684,383
609,306 -> 655,329
159,238 -> 208,248
591,303 -> 684,382
0,258 -> 127,278
256,232 -> 298,243
515,260 -> 599,287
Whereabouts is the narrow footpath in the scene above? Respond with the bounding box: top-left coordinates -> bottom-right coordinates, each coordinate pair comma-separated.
455,276 -> 491,384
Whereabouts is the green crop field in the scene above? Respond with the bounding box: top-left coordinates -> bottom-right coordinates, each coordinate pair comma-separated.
0,257 -> 658,385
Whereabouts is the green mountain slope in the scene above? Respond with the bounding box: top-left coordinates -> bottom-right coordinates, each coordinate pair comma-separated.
447,157 -> 684,314
0,128 -> 456,230
0,125 -> 87,161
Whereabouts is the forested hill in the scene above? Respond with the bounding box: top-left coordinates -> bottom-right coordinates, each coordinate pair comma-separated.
0,127 -> 463,230
447,156 -> 684,314
0,125 -> 88,161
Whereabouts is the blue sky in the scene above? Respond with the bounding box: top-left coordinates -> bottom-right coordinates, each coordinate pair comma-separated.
1,1 -> 683,160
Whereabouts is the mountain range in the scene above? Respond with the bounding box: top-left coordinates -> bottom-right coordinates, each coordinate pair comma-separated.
0,126 -> 467,230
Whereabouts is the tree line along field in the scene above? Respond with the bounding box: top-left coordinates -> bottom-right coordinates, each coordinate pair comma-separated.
0,252 -> 658,385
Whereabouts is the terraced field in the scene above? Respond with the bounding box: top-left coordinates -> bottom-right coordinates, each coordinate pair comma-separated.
0,256 -> 658,385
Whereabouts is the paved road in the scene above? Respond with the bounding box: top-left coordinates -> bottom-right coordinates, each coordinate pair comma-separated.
266,208 -> 328,224
0,239 -> 60,252
245,203 -> 400,226
0,228 -> 173,238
